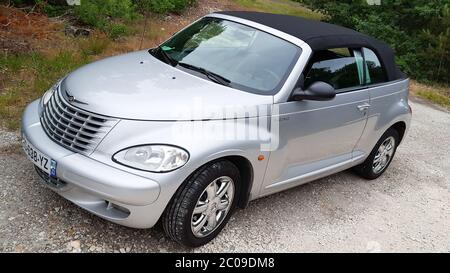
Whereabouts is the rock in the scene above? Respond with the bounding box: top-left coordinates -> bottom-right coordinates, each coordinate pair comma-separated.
64,25 -> 91,37
208,7 -> 220,13
67,240 -> 81,253
14,244 -> 25,252
159,248 -> 167,253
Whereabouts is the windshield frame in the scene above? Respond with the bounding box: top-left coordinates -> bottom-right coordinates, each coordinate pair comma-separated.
151,16 -> 303,96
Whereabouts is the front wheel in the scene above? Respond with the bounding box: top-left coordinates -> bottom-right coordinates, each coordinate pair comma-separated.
162,160 -> 240,247
354,128 -> 400,180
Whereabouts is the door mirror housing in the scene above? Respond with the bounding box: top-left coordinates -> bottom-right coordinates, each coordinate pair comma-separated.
292,81 -> 336,101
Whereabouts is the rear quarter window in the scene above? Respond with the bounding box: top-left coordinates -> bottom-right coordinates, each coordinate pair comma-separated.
363,48 -> 387,84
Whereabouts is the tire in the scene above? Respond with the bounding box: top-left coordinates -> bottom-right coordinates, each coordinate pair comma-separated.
354,128 -> 400,180
162,160 -> 241,247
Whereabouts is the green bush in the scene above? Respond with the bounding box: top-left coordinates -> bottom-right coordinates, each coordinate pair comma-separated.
108,24 -> 130,40
74,0 -> 137,27
10,0 -> 34,6
42,3 -> 69,17
133,0 -> 196,14
73,0 -> 138,38
11,0 -> 69,16
297,0 -> 450,85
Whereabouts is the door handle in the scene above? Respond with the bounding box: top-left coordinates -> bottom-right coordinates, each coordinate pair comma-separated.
357,103 -> 370,111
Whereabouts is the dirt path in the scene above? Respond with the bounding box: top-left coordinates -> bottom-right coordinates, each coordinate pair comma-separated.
1,99 -> 449,253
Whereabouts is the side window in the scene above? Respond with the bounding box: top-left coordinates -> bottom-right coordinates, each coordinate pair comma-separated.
304,48 -> 363,90
363,48 -> 387,84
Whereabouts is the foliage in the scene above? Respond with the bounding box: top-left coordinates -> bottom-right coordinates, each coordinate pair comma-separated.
417,89 -> 450,108
108,24 -> 131,40
234,0 -> 321,19
133,0 -> 196,14
297,0 -> 450,85
73,0 -> 137,38
11,0 -> 69,16
9,0 -> 197,38
10,0 -> 35,5
79,37 -> 110,56
0,51 -> 91,129
42,3 -> 69,17
410,81 -> 450,108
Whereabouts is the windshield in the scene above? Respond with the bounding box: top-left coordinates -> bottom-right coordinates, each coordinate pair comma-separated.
152,17 -> 301,95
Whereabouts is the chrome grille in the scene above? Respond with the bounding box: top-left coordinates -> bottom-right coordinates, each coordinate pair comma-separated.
41,87 -> 118,154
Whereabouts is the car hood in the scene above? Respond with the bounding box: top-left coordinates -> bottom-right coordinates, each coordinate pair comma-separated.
61,50 -> 273,121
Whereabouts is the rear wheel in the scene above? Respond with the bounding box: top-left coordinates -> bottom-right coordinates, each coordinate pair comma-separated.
354,128 -> 399,179
162,160 -> 240,247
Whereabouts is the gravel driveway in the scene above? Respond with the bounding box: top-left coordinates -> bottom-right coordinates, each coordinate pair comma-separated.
1,99 -> 449,253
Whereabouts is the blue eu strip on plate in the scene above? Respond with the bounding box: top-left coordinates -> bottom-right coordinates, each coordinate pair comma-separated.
50,160 -> 57,178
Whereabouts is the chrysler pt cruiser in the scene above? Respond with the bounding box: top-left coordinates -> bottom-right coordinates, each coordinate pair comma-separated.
22,12 -> 411,247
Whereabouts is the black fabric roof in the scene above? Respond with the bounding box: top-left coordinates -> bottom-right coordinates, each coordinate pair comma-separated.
215,11 -> 404,81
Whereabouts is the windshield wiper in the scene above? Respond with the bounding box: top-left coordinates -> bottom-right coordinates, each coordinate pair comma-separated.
155,46 -> 177,66
178,62 -> 231,86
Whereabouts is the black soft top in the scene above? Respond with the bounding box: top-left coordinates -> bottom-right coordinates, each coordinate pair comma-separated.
215,11 -> 405,81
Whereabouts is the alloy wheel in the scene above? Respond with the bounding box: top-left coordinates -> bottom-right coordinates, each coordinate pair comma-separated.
372,136 -> 396,174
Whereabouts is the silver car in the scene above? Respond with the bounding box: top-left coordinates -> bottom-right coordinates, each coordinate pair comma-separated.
21,12 -> 411,247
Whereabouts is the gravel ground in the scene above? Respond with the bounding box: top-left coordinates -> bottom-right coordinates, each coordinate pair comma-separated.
0,99 -> 449,253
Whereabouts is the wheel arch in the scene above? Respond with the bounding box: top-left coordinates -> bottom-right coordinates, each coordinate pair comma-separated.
221,155 -> 254,209
390,121 -> 407,144
175,155 -> 254,210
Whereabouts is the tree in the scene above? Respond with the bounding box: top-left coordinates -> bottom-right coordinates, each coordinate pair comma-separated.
297,0 -> 450,84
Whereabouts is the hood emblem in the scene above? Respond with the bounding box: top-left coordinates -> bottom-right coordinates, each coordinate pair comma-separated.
65,89 -> 88,105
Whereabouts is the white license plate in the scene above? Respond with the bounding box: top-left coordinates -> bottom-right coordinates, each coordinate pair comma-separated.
22,135 -> 56,177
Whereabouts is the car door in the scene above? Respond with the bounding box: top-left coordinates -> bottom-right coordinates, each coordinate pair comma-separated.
261,48 -> 370,196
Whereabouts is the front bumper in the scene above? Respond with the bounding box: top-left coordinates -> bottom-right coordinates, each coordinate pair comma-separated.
22,100 -> 164,228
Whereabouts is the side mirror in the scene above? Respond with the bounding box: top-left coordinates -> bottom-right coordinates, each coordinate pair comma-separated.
292,81 -> 336,101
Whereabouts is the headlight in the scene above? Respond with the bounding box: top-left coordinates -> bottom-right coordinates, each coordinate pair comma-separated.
113,145 -> 189,172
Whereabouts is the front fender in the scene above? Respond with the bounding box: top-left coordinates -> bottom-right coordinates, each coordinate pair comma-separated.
93,118 -> 272,206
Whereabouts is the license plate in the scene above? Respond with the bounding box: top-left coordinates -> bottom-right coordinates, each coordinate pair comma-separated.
22,135 -> 57,177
